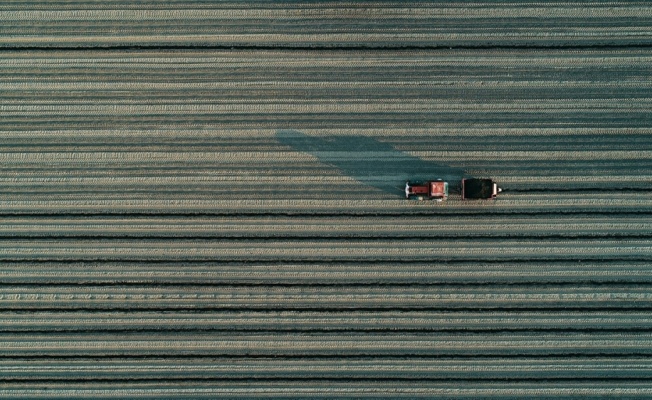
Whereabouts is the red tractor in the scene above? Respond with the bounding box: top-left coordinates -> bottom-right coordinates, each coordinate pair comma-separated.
405,180 -> 448,201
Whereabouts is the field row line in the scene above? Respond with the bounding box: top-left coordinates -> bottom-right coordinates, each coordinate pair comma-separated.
4,51 -> 651,65
4,31 -> 652,46
1,150 -> 649,161
4,310 -> 651,321
0,384 -> 651,399
2,127 -> 649,138
2,261 -> 649,284
0,198 -> 649,211
3,334 -> 652,356
4,7 -> 651,20
4,100 -> 652,113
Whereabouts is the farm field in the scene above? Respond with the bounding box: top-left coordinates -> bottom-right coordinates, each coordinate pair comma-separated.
1,1 -> 652,398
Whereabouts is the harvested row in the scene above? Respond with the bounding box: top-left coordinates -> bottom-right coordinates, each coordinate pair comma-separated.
2,357 -> 652,380
0,152 -> 648,168
0,215 -> 649,238
3,311 -> 652,332
2,261 -> 651,284
2,135 -> 651,154
2,127 -> 650,139
5,101 -> 652,115
2,109 -> 647,129
1,284 -> 651,310
2,138 -> 651,160
2,332 -> 652,356
0,238 -> 649,261
1,196 -> 651,214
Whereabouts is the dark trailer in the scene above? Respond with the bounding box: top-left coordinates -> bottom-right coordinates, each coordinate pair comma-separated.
461,178 -> 502,200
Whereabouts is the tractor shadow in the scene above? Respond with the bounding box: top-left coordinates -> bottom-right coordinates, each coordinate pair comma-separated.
276,129 -> 468,197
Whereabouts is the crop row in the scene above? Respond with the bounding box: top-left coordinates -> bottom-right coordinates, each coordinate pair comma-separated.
3,332 -> 652,356
0,196 -> 650,213
2,260 -> 651,284
1,284 -> 651,310
2,356 -> 652,380
1,382 -> 651,399
0,238 -> 649,261
2,311 -> 652,332
0,215 -> 648,238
